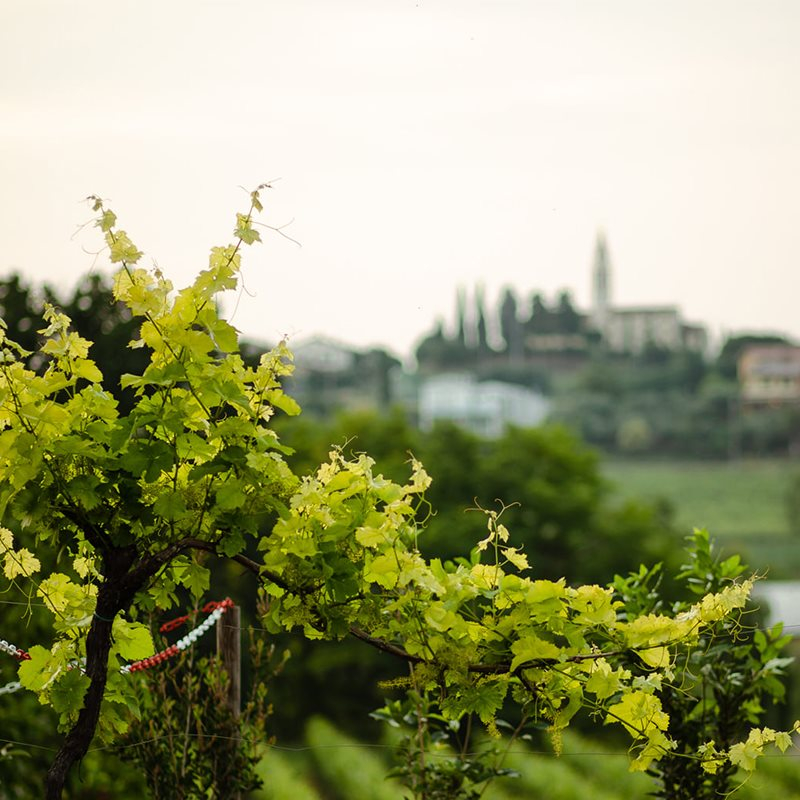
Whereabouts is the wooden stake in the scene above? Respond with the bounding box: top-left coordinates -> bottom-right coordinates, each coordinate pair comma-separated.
216,604 -> 241,718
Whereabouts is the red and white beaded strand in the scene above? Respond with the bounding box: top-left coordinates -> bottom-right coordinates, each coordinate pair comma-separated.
0,637 -> 30,695
0,598 -> 234,694
120,598 -> 234,675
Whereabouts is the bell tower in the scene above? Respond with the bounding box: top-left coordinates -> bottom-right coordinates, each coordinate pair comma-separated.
591,232 -> 611,332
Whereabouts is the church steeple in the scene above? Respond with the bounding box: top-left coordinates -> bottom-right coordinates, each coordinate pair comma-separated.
591,231 -> 611,332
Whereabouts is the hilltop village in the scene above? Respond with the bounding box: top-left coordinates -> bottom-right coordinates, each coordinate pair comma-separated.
285,234 -> 799,456
290,234 -> 708,415
414,233 -> 705,371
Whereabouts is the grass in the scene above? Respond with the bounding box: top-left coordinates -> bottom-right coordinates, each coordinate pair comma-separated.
305,716 -> 402,800
252,747 -> 321,800
250,721 -> 800,800
602,458 -> 796,539
602,456 -> 800,577
556,731 -> 653,799
501,743 -> 629,800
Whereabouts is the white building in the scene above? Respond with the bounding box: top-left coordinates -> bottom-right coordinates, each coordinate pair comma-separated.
418,373 -> 550,438
752,581 -> 800,636
290,335 -> 356,372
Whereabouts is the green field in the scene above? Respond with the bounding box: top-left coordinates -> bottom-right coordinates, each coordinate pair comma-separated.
602,458 -> 800,578
603,458 -> 796,538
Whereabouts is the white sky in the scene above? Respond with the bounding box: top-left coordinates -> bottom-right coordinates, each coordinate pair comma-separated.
2,0 -> 799,359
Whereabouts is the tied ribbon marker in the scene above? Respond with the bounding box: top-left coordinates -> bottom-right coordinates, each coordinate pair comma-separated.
0,598 -> 234,694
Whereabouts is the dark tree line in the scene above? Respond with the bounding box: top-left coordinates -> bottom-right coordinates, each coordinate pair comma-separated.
0,272 -> 150,413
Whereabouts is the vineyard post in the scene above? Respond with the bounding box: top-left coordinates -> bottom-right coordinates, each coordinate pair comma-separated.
217,604 -> 242,720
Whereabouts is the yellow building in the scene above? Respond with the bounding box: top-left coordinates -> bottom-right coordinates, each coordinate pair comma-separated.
738,344 -> 800,407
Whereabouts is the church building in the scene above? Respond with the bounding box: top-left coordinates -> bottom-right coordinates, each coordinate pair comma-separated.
590,233 -> 707,354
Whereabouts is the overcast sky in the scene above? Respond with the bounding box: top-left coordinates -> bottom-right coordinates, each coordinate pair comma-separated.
2,1 -> 799,359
